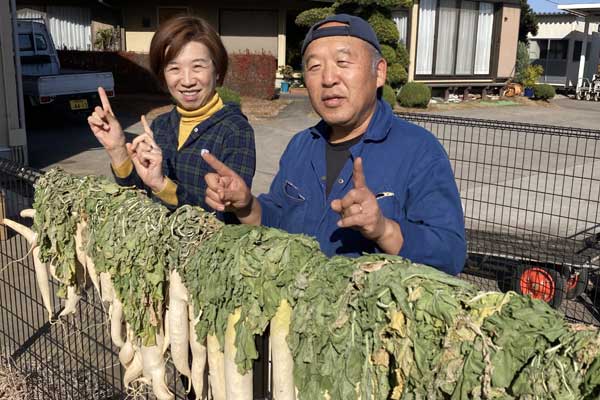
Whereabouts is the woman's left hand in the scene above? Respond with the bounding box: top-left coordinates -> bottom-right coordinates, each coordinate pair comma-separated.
127,115 -> 166,193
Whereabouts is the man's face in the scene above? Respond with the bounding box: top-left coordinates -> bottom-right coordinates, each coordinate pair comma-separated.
303,33 -> 386,136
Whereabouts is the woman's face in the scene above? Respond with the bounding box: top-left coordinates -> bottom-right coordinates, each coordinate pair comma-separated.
164,41 -> 217,110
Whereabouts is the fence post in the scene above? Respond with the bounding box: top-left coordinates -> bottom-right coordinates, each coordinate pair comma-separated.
0,190 -> 6,240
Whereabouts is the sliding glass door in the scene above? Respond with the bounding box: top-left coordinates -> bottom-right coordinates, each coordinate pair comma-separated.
416,0 -> 496,77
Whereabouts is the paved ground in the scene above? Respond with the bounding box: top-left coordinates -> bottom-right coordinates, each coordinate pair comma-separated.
427,96 -> 600,129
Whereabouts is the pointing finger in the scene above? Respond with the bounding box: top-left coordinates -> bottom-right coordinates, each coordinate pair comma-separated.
98,87 -> 113,115
202,152 -> 236,177
140,115 -> 153,139
352,157 -> 367,189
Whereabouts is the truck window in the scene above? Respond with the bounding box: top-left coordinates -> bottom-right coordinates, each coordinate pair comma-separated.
34,34 -> 48,50
19,34 -> 33,51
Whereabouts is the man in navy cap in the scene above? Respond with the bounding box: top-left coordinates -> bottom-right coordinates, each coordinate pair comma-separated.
201,14 -> 466,275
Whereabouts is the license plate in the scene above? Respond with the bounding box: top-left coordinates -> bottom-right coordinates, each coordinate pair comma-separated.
69,99 -> 88,110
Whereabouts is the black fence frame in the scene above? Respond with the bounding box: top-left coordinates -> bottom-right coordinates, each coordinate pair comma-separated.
1,114 -> 600,398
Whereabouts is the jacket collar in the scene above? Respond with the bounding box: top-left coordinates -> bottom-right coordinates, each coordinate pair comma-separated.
309,98 -> 394,143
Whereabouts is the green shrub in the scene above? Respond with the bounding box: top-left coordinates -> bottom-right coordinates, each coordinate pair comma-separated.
382,84 -> 397,107
368,12 -> 399,45
521,64 -> 544,88
217,86 -> 241,105
397,82 -> 431,108
295,7 -> 334,27
387,63 -> 407,86
533,84 -> 555,100
514,41 -> 530,84
396,44 -> 410,70
380,44 -> 398,64
336,0 -> 403,7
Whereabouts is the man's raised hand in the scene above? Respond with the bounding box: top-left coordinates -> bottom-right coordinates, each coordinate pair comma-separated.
330,157 -> 386,241
202,152 -> 252,212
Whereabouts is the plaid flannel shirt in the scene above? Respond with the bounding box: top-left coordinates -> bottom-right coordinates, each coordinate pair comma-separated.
113,103 -> 256,221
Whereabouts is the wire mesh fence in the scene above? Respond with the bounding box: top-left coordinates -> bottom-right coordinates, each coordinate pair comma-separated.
399,112 -> 600,326
1,113 -> 600,398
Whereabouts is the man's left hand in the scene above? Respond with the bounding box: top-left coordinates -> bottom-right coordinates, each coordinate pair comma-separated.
331,157 -> 404,254
331,157 -> 386,241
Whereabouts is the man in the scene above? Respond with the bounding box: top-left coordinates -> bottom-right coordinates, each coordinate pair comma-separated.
202,14 -> 466,275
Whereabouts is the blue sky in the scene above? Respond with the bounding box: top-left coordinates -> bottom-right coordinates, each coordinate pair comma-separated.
529,0 -> 599,13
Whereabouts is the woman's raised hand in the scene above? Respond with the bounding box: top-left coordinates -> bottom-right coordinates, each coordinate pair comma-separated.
127,115 -> 167,193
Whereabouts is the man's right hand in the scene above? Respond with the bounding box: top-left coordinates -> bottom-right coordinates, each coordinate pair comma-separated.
202,152 -> 260,224
88,87 -> 127,165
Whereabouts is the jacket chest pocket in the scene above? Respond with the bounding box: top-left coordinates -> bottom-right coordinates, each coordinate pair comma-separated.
375,190 -> 399,220
281,180 -> 308,233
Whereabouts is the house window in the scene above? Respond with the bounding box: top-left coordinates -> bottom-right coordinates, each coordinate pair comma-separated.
573,41 -> 591,61
548,40 -> 568,60
392,9 -> 409,45
416,0 -> 495,76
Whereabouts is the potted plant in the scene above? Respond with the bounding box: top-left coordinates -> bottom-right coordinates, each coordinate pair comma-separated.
522,65 -> 544,98
278,65 -> 294,93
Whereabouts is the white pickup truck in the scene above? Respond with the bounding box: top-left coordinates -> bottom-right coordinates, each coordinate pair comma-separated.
17,19 -> 114,112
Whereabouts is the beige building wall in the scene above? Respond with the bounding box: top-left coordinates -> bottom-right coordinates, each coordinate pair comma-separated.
0,0 -> 27,159
496,4 -> 521,79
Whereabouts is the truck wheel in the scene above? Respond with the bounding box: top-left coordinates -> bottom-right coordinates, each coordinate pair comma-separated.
513,264 -> 565,309
565,267 -> 589,300
576,91 -> 584,100
594,92 -> 600,102
586,92 -> 592,101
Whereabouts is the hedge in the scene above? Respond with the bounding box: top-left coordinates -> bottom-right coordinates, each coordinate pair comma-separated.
397,82 -> 431,108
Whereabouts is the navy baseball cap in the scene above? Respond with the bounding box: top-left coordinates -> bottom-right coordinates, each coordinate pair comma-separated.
301,14 -> 382,56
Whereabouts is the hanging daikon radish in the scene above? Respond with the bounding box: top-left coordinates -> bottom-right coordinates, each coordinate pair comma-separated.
224,308 -> 252,400
207,334 -> 226,400
168,269 -> 191,381
141,332 -> 174,400
189,303 -> 207,400
270,299 -> 295,400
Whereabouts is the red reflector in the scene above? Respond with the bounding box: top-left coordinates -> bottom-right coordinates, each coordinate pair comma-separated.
39,96 -> 53,104
105,90 -> 115,97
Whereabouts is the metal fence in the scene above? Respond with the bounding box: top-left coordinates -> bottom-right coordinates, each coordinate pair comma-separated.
399,112 -> 600,325
1,114 -> 600,398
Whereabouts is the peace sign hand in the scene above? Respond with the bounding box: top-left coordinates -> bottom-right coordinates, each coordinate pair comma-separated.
87,87 -> 125,153
330,157 -> 387,241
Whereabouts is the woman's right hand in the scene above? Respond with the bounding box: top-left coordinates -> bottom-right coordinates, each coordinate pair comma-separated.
88,87 -> 127,165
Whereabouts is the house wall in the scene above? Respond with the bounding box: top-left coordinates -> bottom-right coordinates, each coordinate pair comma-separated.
496,4 -> 520,78
530,15 -> 600,86
0,0 -> 27,159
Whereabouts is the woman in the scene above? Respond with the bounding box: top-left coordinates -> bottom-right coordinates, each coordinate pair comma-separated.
88,16 -> 255,221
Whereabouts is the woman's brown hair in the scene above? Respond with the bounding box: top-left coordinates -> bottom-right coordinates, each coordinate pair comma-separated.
149,16 -> 228,87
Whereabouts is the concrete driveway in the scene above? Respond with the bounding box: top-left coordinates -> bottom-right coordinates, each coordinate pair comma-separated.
428,96 -> 600,129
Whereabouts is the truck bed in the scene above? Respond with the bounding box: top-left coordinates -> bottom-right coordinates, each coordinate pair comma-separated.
467,228 -> 600,269
21,71 -> 114,97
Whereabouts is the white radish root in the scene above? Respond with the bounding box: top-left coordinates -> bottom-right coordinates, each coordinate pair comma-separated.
2,218 -> 36,246
58,285 -> 81,317
19,208 -> 36,219
189,303 -> 207,400
224,308 -> 253,400
124,348 -> 146,389
31,246 -> 53,320
74,221 -> 87,270
270,299 -> 295,400
119,324 -> 135,368
141,333 -> 174,400
84,255 -> 101,297
207,334 -> 226,400
169,270 -> 191,380
109,297 -> 125,348
100,272 -> 115,303
162,309 -> 171,355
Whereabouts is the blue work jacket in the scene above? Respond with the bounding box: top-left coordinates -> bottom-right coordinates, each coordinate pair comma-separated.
258,99 -> 466,275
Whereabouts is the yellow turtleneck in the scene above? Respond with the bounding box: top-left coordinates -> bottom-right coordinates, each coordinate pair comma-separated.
112,92 -> 224,206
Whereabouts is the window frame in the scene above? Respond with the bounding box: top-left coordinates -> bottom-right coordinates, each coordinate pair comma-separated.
414,0 -> 501,80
